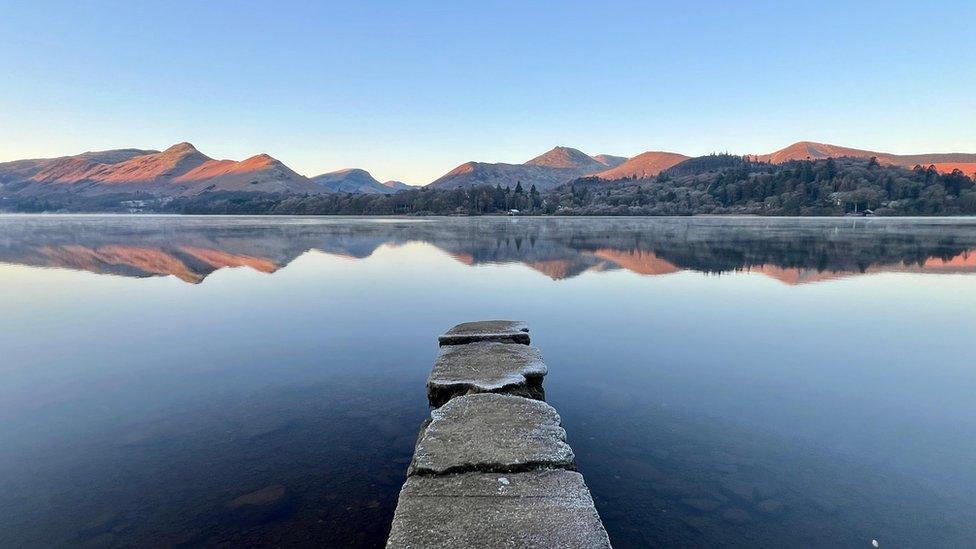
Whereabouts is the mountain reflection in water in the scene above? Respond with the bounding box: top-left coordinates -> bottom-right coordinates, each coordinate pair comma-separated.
2,215 -> 975,284
2,215 -> 976,547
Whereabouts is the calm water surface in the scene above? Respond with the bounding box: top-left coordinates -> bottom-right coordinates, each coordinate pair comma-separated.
1,215 -> 975,547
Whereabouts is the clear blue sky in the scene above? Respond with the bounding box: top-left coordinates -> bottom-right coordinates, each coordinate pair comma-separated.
1,0 -> 973,183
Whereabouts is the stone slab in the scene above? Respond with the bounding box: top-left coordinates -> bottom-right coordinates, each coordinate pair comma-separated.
427,342 -> 547,407
438,320 -> 530,346
386,470 -> 611,548
409,393 -> 575,476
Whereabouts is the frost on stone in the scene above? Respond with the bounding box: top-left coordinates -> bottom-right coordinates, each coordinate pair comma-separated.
427,341 -> 547,407
409,393 -> 576,476
438,320 -> 530,346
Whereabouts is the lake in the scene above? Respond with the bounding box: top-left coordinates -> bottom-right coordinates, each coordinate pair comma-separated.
1,215 -> 975,548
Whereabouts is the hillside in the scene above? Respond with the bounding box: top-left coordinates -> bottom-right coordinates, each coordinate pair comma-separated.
759,141 -> 976,172
931,163 -> 976,177
524,146 -> 605,171
312,168 -> 408,194
0,143 -> 325,198
592,154 -> 628,168
0,149 -> 156,184
595,151 -> 690,180
553,155 -> 976,216
428,146 -> 626,191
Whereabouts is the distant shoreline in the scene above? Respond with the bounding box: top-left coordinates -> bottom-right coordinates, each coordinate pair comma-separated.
3,212 -> 976,220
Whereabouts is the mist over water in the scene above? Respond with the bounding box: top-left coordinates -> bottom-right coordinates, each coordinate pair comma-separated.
1,215 -> 975,547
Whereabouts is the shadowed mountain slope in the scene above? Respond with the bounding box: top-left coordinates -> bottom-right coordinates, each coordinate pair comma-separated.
428,146 -> 627,190
311,168 -> 409,194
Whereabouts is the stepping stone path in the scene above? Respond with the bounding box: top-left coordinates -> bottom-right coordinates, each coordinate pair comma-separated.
427,342 -> 547,407
387,321 -> 611,548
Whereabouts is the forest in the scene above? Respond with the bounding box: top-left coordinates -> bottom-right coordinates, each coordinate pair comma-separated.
549,156 -> 976,216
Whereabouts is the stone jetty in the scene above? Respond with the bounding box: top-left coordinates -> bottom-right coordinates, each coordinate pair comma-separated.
386,321 -> 611,548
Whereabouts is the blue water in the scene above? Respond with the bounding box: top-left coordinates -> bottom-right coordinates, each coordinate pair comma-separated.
1,215 -> 974,547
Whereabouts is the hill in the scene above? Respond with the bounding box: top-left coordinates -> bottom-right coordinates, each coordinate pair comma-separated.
592,154 -> 628,168
759,141 -> 976,172
428,146 -> 626,191
553,155 -> 976,216
311,168 -> 408,194
595,151 -> 690,180
0,143 -> 325,199
0,149 -> 156,184
524,146 -> 605,171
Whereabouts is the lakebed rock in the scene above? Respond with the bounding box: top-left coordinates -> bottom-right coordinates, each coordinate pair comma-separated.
224,484 -> 294,526
722,507 -> 751,524
386,470 -> 611,548
680,498 -> 721,512
226,484 -> 287,509
410,393 -> 575,476
438,320 -> 530,346
757,498 -> 784,514
427,341 -> 547,407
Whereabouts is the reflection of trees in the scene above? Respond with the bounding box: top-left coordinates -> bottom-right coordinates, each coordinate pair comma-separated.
1,217 -> 974,283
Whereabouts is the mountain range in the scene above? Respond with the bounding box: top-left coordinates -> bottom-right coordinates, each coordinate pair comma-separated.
0,143 -> 323,196
1,141 -> 974,203
0,142 -> 407,199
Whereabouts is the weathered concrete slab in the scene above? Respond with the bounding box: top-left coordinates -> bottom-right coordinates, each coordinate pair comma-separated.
438,320 -> 530,346
427,342 -> 547,407
386,470 -> 611,549
409,393 -> 575,476
388,321 -> 611,547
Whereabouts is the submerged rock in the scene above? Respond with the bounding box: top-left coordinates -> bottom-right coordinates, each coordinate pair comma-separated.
427,341 -> 547,407
680,498 -> 722,512
224,484 -> 294,526
80,532 -> 116,548
77,511 -> 121,538
226,484 -> 287,509
409,393 -> 575,475
680,515 -> 716,533
387,470 -> 610,548
438,320 -> 530,346
757,499 -> 784,514
720,478 -> 758,502
722,507 -> 751,523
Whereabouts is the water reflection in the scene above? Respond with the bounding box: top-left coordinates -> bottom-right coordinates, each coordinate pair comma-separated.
2,215 -> 975,284
1,215 -> 975,547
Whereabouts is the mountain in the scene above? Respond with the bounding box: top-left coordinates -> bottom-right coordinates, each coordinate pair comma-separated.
758,141 -> 976,172
1,143 -> 326,197
0,149 -> 156,184
311,168 -> 408,194
427,162 -> 564,190
383,180 -> 413,191
428,146 -> 627,190
525,146 -> 605,171
595,151 -> 690,180
592,154 -> 628,168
